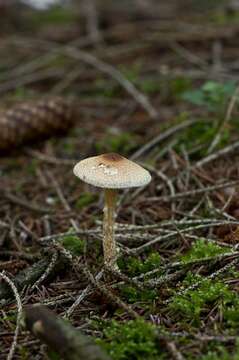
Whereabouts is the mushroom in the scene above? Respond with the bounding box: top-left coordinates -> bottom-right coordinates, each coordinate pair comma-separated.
73,153 -> 151,269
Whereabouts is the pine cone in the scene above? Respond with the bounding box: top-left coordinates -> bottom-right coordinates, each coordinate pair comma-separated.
0,97 -> 74,151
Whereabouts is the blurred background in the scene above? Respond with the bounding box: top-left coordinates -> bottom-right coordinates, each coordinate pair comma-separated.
1,0 -> 239,217
1,0 -> 239,109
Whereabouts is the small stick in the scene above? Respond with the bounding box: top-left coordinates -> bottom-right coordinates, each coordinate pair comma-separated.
31,251 -> 59,291
24,305 -> 111,360
164,257 -> 239,304
86,269 -> 139,319
132,221 -> 239,254
130,119 -> 198,160
65,270 -> 104,318
3,191 -> 52,214
195,140 -> 239,168
208,84 -> 239,154
0,271 -> 22,360
149,179 -> 239,202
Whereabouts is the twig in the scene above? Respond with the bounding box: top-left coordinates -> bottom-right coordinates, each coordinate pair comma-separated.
165,341 -> 185,360
170,41 -> 207,67
207,84 -> 239,154
130,119 -> 198,160
164,257 -> 239,304
39,229 -> 101,244
13,37 -> 158,119
131,220 -> 239,254
0,271 -> 22,360
24,305 -> 111,360
25,149 -> 76,165
3,191 -> 53,214
31,251 -> 59,291
105,266 -> 144,291
127,251 -> 239,285
149,179 -> 239,202
0,68 -> 64,94
64,46 -> 158,119
65,270 -> 104,318
144,164 -> 176,214
85,269 -> 139,319
195,140 -> 239,168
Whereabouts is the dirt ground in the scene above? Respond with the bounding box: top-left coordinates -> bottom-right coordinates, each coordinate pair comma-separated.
1,1 -> 239,359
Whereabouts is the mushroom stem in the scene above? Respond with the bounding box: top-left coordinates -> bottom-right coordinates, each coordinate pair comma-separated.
103,188 -> 118,269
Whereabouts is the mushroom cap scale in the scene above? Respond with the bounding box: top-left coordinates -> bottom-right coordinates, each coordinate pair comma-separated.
73,153 -> 151,189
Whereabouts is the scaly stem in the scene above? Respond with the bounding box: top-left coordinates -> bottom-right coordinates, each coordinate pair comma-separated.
103,189 -> 118,269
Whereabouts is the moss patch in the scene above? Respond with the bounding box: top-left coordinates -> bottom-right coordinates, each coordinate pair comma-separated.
181,239 -> 231,263
169,273 -> 237,326
96,319 -> 165,360
61,234 -> 84,256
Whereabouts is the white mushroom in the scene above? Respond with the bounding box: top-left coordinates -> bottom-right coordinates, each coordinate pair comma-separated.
73,153 -> 151,269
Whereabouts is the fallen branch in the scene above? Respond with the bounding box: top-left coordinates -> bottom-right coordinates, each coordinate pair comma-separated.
0,252 -> 68,300
24,305 -> 111,360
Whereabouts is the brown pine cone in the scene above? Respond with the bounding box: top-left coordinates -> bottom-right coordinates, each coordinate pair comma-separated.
0,97 -> 74,151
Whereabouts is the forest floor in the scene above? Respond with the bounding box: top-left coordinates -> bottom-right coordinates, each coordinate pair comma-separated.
1,2 -> 239,359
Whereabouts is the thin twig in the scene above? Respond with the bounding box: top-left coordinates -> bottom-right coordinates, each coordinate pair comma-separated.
195,140 -> 239,168
149,179 -> 239,202
130,119 -> 198,160
3,191 -> 53,214
65,270 -> 104,318
132,221 -> 239,254
13,37 -> 158,119
31,251 -> 59,291
0,271 -> 23,360
85,269 -> 139,319
208,84 -> 239,154
164,257 -> 239,304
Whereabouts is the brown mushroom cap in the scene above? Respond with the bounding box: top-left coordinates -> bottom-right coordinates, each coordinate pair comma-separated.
73,153 -> 151,189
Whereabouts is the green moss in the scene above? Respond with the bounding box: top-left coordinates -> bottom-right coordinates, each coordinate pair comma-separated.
118,252 -> 161,276
224,301 -> 239,328
76,192 -> 98,209
169,273 -> 236,325
61,234 -> 84,256
181,239 -> 231,263
96,319 -> 165,360
120,285 -> 157,304
117,253 -> 161,303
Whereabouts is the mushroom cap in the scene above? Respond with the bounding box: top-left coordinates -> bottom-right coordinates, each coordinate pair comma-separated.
73,153 -> 151,189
